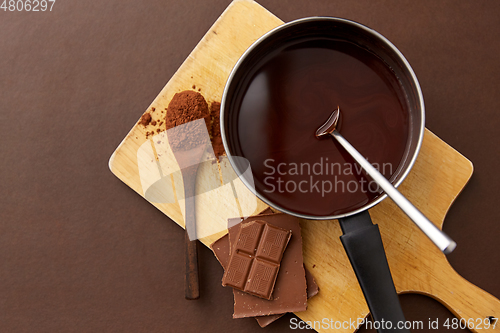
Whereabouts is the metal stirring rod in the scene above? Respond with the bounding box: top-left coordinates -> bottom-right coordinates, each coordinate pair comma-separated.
316,107 -> 457,254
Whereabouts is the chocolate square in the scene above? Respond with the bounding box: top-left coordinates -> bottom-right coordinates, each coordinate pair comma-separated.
224,252 -> 253,290
244,258 -> 279,299
234,221 -> 265,255
255,223 -> 290,264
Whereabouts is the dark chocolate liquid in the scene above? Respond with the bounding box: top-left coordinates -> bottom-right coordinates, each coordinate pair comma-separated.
237,40 -> 409,216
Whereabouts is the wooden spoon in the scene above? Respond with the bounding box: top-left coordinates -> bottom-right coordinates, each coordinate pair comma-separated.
167,119 -> 210,300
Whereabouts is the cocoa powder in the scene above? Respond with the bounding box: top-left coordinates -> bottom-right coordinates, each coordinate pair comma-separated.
138,113 -> 152,126
165,90 -> 210,130
166,90 -> 210,151
165,90 -> 226,158
210,101 -> 225,159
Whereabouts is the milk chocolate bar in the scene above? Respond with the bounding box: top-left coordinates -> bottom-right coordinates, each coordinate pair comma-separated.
210,228 -> 318,327
209,209 -> 313,324
222,220 -> 291,300
229,213 -> 308,318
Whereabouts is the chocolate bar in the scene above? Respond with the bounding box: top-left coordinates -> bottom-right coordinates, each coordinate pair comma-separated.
210,208 -> 316,325
210,228 -> 318,327
229,213 -> 308,318
222,220 -> 291,300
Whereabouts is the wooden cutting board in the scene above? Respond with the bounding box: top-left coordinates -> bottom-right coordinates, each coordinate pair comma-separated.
108,0 -> 500,331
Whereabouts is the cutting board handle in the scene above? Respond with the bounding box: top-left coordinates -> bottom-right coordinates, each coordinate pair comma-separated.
426,262 -> 500,332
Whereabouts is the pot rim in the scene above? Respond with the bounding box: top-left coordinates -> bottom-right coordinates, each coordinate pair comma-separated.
220,16 -> 425,220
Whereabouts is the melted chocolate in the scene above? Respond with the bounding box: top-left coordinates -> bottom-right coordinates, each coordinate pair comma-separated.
236,40 -> 410,216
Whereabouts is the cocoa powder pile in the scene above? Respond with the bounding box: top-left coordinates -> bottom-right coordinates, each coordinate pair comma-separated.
164,90 -> 226,158
166,91 -> 210,130
166,91 -> 210,151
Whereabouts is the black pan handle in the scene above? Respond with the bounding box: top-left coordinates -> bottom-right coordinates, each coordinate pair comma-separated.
339,211 -> 410,333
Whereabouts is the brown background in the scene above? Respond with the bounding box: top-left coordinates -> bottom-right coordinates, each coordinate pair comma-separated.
1,0 -> 499,332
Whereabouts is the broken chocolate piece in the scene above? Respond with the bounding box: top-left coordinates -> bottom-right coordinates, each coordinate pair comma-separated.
222,220 -> 291,300
210,234 -> 230,268
254,268 -> 319,327
304,266 -> 319,298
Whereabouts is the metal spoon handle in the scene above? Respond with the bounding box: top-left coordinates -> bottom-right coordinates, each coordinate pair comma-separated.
332,130 -> 457,254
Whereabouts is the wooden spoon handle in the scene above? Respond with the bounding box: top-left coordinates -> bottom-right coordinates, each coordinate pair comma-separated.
183,165 -> 200,300
185,231 -> 199,300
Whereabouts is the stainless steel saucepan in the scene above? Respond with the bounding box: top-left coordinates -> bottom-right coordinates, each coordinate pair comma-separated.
221,17 -> 444,332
